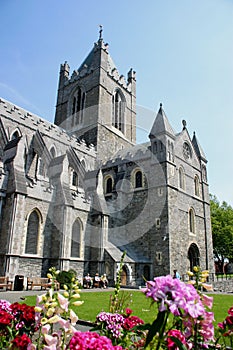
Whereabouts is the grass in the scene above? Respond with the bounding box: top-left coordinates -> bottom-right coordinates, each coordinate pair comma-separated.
24,289 -> 232,326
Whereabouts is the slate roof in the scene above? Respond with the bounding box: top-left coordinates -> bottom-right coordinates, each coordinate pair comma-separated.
149,104 -> 175,138
192,132 -> 207,161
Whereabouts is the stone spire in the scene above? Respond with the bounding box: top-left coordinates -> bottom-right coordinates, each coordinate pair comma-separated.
149,103 -> 175,139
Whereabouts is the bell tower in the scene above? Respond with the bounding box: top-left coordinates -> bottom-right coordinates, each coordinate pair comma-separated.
54,28 -> 136,162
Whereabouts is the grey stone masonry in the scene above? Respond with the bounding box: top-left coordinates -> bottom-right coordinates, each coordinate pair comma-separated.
0,33 -> 214,287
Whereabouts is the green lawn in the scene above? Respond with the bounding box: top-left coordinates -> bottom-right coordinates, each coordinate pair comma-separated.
24,290 -> 232,326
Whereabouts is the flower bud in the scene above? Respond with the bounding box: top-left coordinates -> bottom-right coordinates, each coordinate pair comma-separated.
72,300 -> 84,306
34,306 -> 43,312
46,307 -> 55,317
72,293 -> 81,299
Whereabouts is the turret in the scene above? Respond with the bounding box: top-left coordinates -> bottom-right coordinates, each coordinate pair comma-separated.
149,103 -> 175,162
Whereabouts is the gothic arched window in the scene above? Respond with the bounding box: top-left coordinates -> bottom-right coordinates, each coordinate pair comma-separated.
106,177 -> 113,193
189,208 -> 195,234
72,171 -> 78,187
71,219 -> 81,257
25,210 -> 40,254
179,167 -> 185,190
38,157 -> 47,177
72,87 -> 86,124
50,146 -> 56,158
194,175 -> 200,197
11,130 -> 20,140
135,170 -> 143,188
131,168 -> 144,189
104,175 -> 114,194
112,90 -> 125,132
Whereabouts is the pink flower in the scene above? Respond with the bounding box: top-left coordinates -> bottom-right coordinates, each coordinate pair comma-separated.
125,308 -> 133,315
43,334 -> 59,349
0,299 -> 11,311
228,307 -> 233,316
202,294 -> 213,309
123,315 -> 144,330
218,322 -> 224,329
142,275 -> 204,318
167,329 -> 186,349
69,331 -> 123,349
57,293 -> 69,311
11,334 -> 31,350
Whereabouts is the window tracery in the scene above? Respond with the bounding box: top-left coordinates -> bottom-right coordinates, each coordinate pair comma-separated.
112,89 -> 125,132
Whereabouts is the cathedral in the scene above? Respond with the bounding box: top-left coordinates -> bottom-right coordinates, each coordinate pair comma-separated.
0,31 -> 214,287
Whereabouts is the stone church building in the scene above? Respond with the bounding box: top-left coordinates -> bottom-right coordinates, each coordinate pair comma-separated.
0,32 -> 214,286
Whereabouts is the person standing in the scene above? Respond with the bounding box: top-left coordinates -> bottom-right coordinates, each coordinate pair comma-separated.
173,269 -> 181,279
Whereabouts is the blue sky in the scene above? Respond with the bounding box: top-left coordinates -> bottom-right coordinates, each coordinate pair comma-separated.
1,0 -> 233,206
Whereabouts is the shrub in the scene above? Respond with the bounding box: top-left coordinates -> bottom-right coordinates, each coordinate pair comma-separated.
57,269 -> 76,289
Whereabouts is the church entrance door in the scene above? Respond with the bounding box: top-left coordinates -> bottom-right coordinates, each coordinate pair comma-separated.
120,266 -> 127,285
188,243 -> 200,271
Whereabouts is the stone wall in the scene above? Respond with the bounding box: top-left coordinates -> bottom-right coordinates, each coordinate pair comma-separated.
213,280 -> 233,293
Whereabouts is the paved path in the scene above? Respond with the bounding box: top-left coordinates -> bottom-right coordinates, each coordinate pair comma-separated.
0,287 -> 115,303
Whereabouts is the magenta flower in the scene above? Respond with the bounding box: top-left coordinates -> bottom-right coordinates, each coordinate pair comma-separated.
142,275 -> 204,318
96,312 -> 125,338
167,329 -> 187,349
0,299 -> 11,311
69,331 -> 123,349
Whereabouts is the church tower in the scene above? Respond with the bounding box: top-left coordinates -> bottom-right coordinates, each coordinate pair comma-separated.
54,28 -> 136,162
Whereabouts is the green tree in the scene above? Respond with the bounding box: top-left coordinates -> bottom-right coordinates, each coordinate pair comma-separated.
210,194 -> 233,273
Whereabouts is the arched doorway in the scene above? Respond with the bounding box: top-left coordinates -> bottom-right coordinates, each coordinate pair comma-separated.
188,243 -> 200,271
120,266 -> 127,285
143,265 -> 150,281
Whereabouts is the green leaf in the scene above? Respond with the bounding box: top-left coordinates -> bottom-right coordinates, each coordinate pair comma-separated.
169,336 -> 187,350
145,311 -> 166,347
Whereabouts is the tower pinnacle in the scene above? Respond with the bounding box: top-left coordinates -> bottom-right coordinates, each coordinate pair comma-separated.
99,25 -> 103,40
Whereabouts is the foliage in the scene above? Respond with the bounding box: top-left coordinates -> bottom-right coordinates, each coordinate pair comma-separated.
141,273 -> 215,349
0,267 -> 84,349
0,300 -> 36,349
217,306 -> 233,349
186,265 -> 213,292
56,269 -> 77,289
24,290 -> 233,326
93,309 -> 145,349
210,194 -> 233,273
0,265 -> 232,349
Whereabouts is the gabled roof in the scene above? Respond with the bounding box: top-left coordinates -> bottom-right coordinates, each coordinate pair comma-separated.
105,241 -> 134,263
192,132 -> 207,162
149,104 -> 175,139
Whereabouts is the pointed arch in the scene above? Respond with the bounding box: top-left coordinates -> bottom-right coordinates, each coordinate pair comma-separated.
188,243 -> 200,271
194,175 -> 200,197
10,128 -> 22,140
135,170 -> 142,188
70,86 -> 86,124
104,175 -> 114,195
25,209 -> 42,254
71,218 -> 83,258
189,208 -> 195,234
112,89 -> 126,133
50,146 -> 56,158
179,166 -> 185,190
131,167 -> 144,189
120,265 -> 128,285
